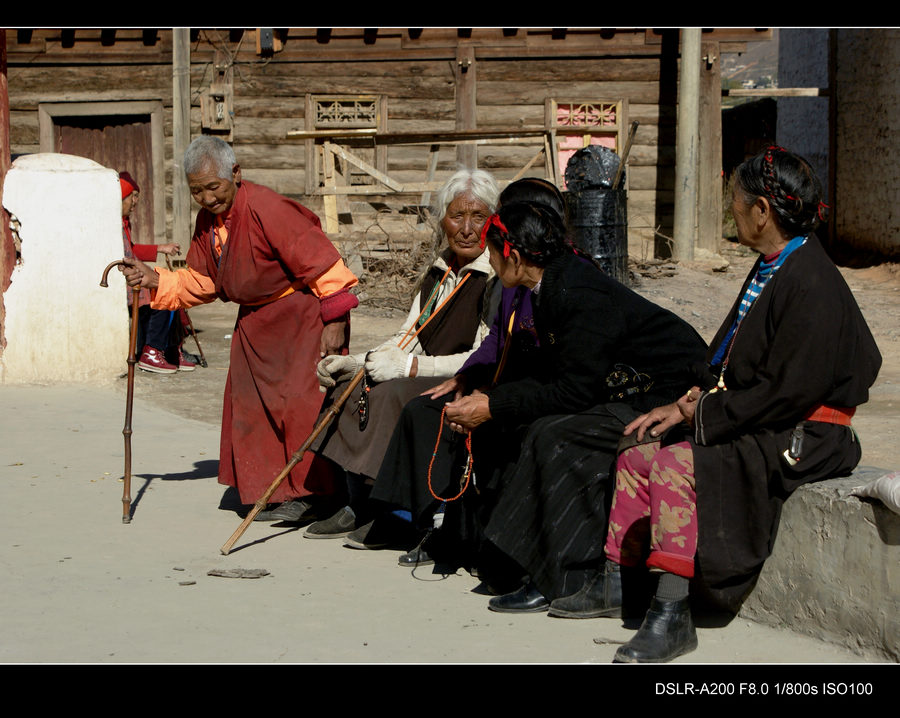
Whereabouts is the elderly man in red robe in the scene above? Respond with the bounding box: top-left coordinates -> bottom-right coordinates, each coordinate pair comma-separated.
121,135 -> 359,522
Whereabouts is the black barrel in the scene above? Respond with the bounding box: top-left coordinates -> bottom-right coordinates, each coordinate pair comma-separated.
565,187 -> 629,284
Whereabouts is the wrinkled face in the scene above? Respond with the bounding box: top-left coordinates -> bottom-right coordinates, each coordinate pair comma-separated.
441,192 -> 490,263
730,182 -> 757,248
187,161 -> 241,216
121,192 -> 136,218
487,241 -> 520,288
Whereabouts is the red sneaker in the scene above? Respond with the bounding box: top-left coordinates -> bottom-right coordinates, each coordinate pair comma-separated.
138,345 -> 177,374
178,353 -> 197,372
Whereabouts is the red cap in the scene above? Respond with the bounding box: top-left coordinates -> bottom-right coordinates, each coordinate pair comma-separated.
119,171 -> 140,198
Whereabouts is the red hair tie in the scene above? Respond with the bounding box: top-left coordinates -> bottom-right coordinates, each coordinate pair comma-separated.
479,213 -> 509,250
817,200 -> 829,221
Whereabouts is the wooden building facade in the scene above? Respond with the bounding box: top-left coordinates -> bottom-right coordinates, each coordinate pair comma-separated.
3,27 -> 772,256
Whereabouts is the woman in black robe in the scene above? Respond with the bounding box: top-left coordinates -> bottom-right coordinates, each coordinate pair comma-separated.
442,202 -> 708,605
577,147 -> 882,663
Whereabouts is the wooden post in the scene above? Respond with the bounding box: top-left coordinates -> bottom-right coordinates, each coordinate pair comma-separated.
421,144 -> 440,213
673,28 -> 701,262
322,144 -> 339,233
697,40 -> 723,253
172,29 -> 191,245
455,45 -> 477,168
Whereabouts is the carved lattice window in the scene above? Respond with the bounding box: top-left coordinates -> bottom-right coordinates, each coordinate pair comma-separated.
554,101 -> 621,131
313,96 -> 379,129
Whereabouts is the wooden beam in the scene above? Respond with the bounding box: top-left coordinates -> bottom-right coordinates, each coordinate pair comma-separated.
510,147 -> 546,182
321,144 -> 339,233
723,87 -> 827,97
421,144 -> 440,212
286,127 -> 550,144
324,141 -> 404,192
314,181 -> 448,196
455,44 -> 477,167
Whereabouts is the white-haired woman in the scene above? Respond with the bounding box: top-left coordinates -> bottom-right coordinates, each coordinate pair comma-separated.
262,169 -> 501,534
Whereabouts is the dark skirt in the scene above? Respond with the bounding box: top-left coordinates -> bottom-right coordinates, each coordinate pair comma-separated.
312,375 -> 444,480
482,402 -> 641,601
374,396 -> 642,598
370,393 -> 473,526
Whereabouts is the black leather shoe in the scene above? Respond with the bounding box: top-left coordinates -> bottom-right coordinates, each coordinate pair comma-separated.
256,499 -> 315,523
548,564 -> 622,619
398,545 -> 434,567
612,597 -> 698,663
303,506 -> 357,538
488,583 -> 549,613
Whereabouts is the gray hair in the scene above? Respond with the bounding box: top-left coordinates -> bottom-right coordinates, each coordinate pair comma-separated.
433,168 -> 500,229
183,136 -> 236,179
412,168 -> 499,294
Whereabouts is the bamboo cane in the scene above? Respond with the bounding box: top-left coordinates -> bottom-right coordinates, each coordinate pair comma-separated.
100,260 -> 141,524
220,368 -> 366,554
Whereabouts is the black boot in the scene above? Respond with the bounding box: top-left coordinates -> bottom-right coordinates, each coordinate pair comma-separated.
548,562 -> 623,619
612,597 -> 698,663
487,583 -> 549,613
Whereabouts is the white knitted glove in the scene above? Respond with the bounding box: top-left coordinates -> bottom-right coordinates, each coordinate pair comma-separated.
364,346 -> 413,383
317,353 -> 362,390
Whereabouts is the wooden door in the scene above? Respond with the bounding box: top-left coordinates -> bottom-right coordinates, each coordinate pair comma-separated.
53,115 -> 154,247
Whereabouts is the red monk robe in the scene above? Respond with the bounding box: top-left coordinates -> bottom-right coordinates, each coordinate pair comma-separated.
152,180 -> 358,505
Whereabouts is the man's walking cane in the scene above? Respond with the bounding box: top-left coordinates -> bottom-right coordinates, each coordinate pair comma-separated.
220,368 -> 365,555
100,260 -> 141,524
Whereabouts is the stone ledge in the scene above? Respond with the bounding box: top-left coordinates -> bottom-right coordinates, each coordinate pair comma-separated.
740,466 -> 900,661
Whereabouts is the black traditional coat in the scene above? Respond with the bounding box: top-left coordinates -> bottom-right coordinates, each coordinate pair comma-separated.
487,251 -> 708,424
688,236 -> 882,612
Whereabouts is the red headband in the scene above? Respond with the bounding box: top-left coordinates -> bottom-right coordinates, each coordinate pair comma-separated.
480,213 -> 513,257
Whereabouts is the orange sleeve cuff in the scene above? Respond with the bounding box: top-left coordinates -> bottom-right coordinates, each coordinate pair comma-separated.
309,259 -> 358,298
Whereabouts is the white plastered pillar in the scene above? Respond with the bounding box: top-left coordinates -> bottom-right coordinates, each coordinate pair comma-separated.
1,153 -> 129,384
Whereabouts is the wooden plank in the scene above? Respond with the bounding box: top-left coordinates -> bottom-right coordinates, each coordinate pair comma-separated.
723,87 -> 827,97
510,147 -> 546,182
477,56 -> 662,83
286,127 -> 550,144
321,144 -> 339,233
421,144 -> 440,211
477,80 -> 666,106
456,44 -> 477,167
324,141 -> 404,192
313,182 -> 447,196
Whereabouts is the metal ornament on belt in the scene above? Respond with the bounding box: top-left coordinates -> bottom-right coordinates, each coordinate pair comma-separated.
605,363 -> 654,401
357,351 -> 374,431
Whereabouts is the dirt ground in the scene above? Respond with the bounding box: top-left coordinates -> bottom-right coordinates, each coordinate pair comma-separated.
133,240 -> 900,471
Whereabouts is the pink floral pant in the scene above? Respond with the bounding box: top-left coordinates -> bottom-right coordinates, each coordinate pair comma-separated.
604,440 -> 698,578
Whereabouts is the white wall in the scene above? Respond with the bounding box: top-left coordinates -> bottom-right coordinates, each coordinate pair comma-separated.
1,153 -> 129,384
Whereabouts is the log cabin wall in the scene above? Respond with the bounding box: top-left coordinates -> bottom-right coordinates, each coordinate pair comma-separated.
5,28 -> 768,258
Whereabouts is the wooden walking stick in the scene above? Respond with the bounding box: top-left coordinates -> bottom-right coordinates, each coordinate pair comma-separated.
100,260 -> 141,524
221,269 -> 469,553
613,120 -> 640,190
220,367 -> 366,555
165,255 -> 207,367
